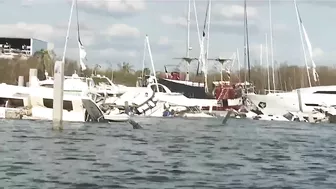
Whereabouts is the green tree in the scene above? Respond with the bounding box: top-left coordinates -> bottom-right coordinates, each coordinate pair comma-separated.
33,49 -> 53,80
142,67 -> 151,76
118,62 -> 134,73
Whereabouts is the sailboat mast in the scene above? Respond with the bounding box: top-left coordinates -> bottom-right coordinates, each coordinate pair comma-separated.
293,0 -> 311,87
62,0 -> 75,63
206,0 -> 212,62
243,0 -> 247,83
201,0 -> 211,93
193,0 -> 202,75
75,0 -> 80,41
268,0 -> 276,91
236,48 -> 241,82
145,35 -> 159,92
75,0 -> 81,72
259,44 -> 263,66
186,0 -> 191,81
244,0 -> 251,84
265,33 -> 270,93
141,37 -> 147,78
186,0 -> 190,58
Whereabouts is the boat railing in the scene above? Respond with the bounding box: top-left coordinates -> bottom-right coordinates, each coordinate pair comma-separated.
265,89 -> 286,94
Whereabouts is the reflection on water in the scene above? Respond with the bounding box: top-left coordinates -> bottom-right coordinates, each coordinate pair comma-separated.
0,118 -> 335,188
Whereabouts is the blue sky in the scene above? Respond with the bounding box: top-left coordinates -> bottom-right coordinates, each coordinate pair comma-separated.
1,0 -> 335,72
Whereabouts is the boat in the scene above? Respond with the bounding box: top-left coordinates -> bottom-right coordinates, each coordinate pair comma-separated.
82,98 -> 129,122
0,82 -> 87,121
158,70 -> 246,112
247,0 -> 323,117
0,84 -> 32,119
247,86 -> 336,116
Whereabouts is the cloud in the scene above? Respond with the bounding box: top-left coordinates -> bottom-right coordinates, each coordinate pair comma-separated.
161,3 -> 262,36
23,0 -> 146,17
0,21 -> 102,47
75,0 -> 146,17
161,15 -> 260,36
0,22 -> 141,47
0,23 -> 61,41
312,47 -> 324,58
150,36 -> 177,52
99,48 -> 138,59
249,43 -> 265,60
0,22 -> 143,61
161,15 -> 187,27
215,5 -> 258,20
211,19 -> 259,35
157,36 -> 169,46
273,23 -> 290,32
103,24 -> 141,38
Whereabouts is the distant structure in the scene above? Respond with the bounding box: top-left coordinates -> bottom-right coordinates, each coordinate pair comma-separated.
0,37 -> 54,59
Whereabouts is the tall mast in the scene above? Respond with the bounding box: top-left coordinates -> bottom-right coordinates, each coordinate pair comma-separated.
293,0 -> 311,87
265,33 -> 270,93
193,0 -> 203,76
244,0 -> 251,84
141,37 -> 147,78
206,0 -> 212,63
61,0 -> 75,63
185,0 -> 191,81
186,0 -> 190,58
236,48 -> 241,82
145,35 -> 159,92
268,0 -> 276,90
200,0 -> 211,93
259,44 -> 263,66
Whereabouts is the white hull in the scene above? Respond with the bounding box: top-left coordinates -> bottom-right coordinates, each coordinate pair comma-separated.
247,85 -> 336,115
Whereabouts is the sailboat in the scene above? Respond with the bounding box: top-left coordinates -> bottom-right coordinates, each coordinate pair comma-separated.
158,0 -> 209,99
156,0 -> 244,112
246,0 -> 334,117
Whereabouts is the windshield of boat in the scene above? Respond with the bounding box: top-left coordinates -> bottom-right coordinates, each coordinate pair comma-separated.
187,106 -> 201,113
92,77 -> 112,86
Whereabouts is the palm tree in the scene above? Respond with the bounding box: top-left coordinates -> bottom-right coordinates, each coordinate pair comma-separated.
142,67 -> 150,76
118,62 -> 134,73
33,49 -> 53,80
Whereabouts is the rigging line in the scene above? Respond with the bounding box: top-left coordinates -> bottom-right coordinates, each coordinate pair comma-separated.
76,0 -> 81,42
196,0 -> 210,76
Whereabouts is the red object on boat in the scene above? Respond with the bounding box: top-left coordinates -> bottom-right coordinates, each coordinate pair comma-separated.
200,82 -> 243,111
215,83 -> 238,100
171,72 -> 180,80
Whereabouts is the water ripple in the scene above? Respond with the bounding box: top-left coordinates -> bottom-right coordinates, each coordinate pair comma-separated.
0,118 -> 335,188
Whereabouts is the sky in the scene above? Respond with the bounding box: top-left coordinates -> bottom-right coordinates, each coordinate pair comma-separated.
1,0 -> 335,72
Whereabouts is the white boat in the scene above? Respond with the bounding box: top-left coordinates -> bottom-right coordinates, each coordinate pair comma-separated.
0,79 -> 132,122
82,98 -> 129,122
247,86 -> 336,116
0,83 -> 86,121
0,84 -> 32,119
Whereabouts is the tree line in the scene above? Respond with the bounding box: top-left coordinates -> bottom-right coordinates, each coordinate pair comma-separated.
0,50 -> 335,93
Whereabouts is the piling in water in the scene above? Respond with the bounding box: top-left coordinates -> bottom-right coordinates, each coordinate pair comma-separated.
29,69 -> 37,87
296,89 -> 303,112
18,76 -> 24,86
125,101 -> 130,115
53,60 -> 65,124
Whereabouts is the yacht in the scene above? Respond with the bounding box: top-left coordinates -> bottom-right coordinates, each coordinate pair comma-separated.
246,85 -> 336,115
37,73 -> 215,118
158,71 -> 246,112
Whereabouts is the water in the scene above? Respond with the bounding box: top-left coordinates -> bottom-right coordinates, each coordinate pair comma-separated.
0,118 -> 336,188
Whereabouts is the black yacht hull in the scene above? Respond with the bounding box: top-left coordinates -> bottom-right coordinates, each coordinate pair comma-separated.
158,78 -> 213,99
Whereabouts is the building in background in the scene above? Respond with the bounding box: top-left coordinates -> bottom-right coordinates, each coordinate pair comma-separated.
0,37 -> 54,59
